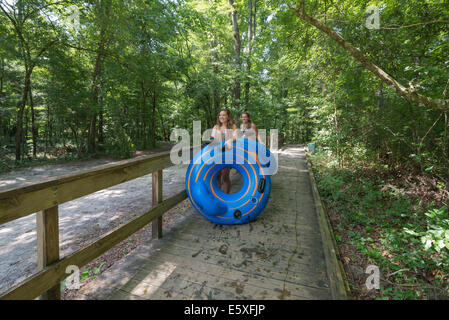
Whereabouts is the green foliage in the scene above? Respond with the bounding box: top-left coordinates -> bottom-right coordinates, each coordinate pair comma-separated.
105,125 -> 136,159
80,262 -> 106,282
404,206 -> 449,253
1,0 -> 447,301
0,159 -> 9,173
80,268 -> 90,282
0,0 -> 447,176
311,151 -> 449,299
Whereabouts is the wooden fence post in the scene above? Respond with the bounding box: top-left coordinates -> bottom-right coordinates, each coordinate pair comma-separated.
36,206 -> 60,300
152,170 -> 163,239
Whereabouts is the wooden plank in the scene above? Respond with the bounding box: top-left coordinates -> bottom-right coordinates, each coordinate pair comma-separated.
0,151 -> 171,196
164,229 -> 326,264
160,238 -> 328,285
108,289 -> 148,300
0,190 -> 187,300
128,264 -> 271,300
135,250 -> 331,299
173,223 -> 323,249
152,170 -> 163,239
50,145 -> 339,300
188,215 -> 322,240
0,153 -> 172,226
306,156 -> 350,300
36,206 -> 60,300
171,215 -> 323,246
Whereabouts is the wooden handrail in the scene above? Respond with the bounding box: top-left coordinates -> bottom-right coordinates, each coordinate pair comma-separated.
0,191 -> 187,300
0,147 -> 193,300
0,151 -> 172,226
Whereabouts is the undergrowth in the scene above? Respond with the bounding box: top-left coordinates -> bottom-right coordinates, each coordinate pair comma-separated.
309,150 -> 449,300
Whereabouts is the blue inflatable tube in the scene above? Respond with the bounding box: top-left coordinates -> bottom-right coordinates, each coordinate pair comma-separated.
186,138 -> 277,225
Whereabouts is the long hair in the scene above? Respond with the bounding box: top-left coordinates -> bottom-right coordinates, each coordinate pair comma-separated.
241,111 -> 252,129
216,108 -> 234,129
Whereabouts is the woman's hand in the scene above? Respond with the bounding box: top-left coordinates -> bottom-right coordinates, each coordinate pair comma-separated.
224,139 -> 233,150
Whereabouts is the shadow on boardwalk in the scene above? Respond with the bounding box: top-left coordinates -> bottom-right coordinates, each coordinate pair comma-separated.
0,144 -> 185,295
71,145 -> 345,300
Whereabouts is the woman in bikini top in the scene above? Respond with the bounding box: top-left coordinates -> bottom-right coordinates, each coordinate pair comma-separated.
210,108 -> 237,193
240,111 -> 258,141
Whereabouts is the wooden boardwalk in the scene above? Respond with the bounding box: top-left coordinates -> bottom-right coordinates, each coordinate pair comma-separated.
74,145 -> 346,300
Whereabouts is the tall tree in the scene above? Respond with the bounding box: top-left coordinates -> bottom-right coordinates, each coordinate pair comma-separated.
244,0 -> 256,109
229,0 -> 241,109
87,0 -> 114,153
288,1 -> 449,112
0,0 -> 60,161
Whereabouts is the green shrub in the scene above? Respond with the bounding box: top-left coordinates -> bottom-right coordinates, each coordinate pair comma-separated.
311,152 -> 449,299
404,206 -> 449,253
105,125 -> 136,159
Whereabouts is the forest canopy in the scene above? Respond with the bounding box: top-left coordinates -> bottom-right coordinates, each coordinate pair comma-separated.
0,0 -> 448,177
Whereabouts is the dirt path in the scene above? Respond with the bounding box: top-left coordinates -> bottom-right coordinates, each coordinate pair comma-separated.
0,146 -> 189,295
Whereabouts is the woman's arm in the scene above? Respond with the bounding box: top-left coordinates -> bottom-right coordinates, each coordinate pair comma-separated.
252,123 -> 258,139
232,124 -> 238,141
224,124 -> 238,149
211,125 -> 219,141
251,123 -> 262,142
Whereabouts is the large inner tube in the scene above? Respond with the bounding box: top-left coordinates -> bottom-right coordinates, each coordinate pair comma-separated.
185,138 -> 277,225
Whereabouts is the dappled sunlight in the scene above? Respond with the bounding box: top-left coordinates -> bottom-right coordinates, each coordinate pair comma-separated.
127,261 -> 178,298
82,188 -> 129,201
0,160 -> 187,295
0,214 -> 36,270
0,232 -> 36,256
69,146 -> 339,300
278,165 -> 308,173
0,228 -> 13,235
0,0 -> 446,301
0,177 -> 27,190
0,226 -> 37,293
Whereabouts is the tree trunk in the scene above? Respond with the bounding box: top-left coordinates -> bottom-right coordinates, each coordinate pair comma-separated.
444,113 -> 448,158
229,0 -> 241,109
151,89 -> 157,148
376,83 -> 384,155
244,0 -> 256,109
0,58 -> 4,98
88,40 -> 106,153
205,93 -> 214,128
69,124 -> 79,156
288,3 -> 449,112
0,58 -> 4,137
88,0 -> 111,153
23,101 -> 29,160
211,38 -> 221,115
29,83 -> 37,158
141,81 -> 148,149
98,111 -> 104,144
15,69 -> 32,161
332,74 -> 340,165
87,114 -> 97,153
159,112 -> 167,141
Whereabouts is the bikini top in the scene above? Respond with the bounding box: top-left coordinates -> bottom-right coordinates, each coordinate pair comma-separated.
240,126 -> 255,137
212,126 -> 235,141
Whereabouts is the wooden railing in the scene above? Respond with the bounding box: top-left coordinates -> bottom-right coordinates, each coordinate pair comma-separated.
0,149 -> 188,300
